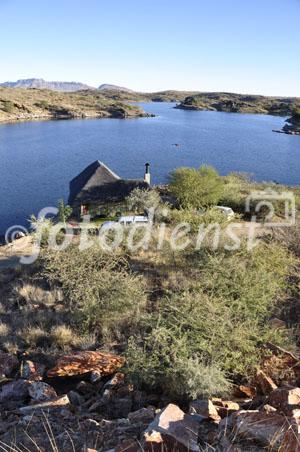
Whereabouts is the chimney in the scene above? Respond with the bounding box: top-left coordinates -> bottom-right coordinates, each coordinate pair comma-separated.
144,162 -> 151,185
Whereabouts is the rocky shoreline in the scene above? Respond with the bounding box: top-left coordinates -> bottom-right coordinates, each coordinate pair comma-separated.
0,87 -> 152,125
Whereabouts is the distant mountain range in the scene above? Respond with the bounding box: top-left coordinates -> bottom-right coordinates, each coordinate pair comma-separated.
0,78 -> 133,92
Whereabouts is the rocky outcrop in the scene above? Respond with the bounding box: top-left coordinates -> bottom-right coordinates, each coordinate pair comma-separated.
282,113 -> 300,135
176,92 -> 300,118
47,350 -> 125,378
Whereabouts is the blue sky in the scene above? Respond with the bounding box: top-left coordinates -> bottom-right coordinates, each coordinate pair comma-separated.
0,0 -> 299,96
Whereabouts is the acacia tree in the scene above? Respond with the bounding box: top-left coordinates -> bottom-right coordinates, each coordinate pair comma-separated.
169,165 -> 224,209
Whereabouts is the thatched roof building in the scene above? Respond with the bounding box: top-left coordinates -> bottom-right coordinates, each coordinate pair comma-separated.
68,161 -> 150,211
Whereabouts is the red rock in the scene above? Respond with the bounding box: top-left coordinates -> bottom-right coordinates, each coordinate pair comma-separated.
255,370 -> 277,394
189,399 -> 221,422
47,350 -> 125,378
261,343 -> 300,387
128,407 -> 156,424
0,352 -> 18,377
234,385 -> 257,399
268,387 -> 300,413
20,360 -> 45,381
144,403 -> 200,452
232,410 -> 294,448
28,381 -> 57,402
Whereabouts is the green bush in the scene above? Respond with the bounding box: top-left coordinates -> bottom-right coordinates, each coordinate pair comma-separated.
40,245 -> 146,341
126,242 -> 292,398
1,100 -> 14,113
169,165 -> 224,209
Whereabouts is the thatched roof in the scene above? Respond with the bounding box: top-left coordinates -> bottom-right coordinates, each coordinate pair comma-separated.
68,161 -> 149,206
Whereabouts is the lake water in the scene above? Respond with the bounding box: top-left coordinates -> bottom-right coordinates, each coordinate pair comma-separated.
0,102 -> 299,235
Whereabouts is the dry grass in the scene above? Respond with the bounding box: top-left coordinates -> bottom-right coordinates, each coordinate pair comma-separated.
21,326 -> 50,348
0,322 -> 10,337
50,325 -> 80,350
16,283 -> 62,306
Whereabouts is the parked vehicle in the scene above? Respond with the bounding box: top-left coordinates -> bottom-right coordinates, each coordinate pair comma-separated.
118,215 -> 149,226
99,216 -> 149,232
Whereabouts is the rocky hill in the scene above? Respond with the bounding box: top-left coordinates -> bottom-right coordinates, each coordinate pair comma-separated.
176,92 -> 300,116
0,87 -> 149,123
0,78 -> 93,92
98,83 -> 133,92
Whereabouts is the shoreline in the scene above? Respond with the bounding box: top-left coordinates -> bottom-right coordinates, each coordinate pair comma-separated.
0,111 -> 153,126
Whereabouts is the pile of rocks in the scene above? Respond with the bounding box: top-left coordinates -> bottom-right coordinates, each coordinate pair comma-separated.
1,345 -> 300,451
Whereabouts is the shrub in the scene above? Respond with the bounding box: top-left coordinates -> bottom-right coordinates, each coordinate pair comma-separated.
1,100 -> 14,113
126,188 -> 161,213
168,207 -> 228,233
169,165 -> 224,209
126,242 -> 292,398
40,244 -> 146,340
126,329 -> 230,399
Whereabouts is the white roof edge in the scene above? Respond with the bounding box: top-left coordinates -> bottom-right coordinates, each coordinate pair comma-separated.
97,160 -> 121,180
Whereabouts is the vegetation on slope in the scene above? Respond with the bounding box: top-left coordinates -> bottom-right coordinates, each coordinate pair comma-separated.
0,87 -> 149,122
176,92 -> 300,115
1,168 -> 300,402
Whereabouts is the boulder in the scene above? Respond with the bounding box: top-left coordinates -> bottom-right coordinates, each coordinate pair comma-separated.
234,385 -> 257,399
20,360 -> 45,381
28,381 -> 57,402
0,379 -> 30,401
0,352 -> 19,377
212,400 -> 240,418
47,350 -> 125,378
261,343 -> 300,387
144,403 -> 200,452
232,410 -> 295,448
189,399 -> 221,422
128,407 -> 156,424
268,387 -> 300,413
255,370 -> 277,394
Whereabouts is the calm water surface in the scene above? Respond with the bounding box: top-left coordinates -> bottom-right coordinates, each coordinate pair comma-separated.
0,102 -> 299,234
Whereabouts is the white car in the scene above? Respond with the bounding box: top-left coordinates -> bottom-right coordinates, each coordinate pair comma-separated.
214,206 -> 235,219
118,215 -> 149,226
